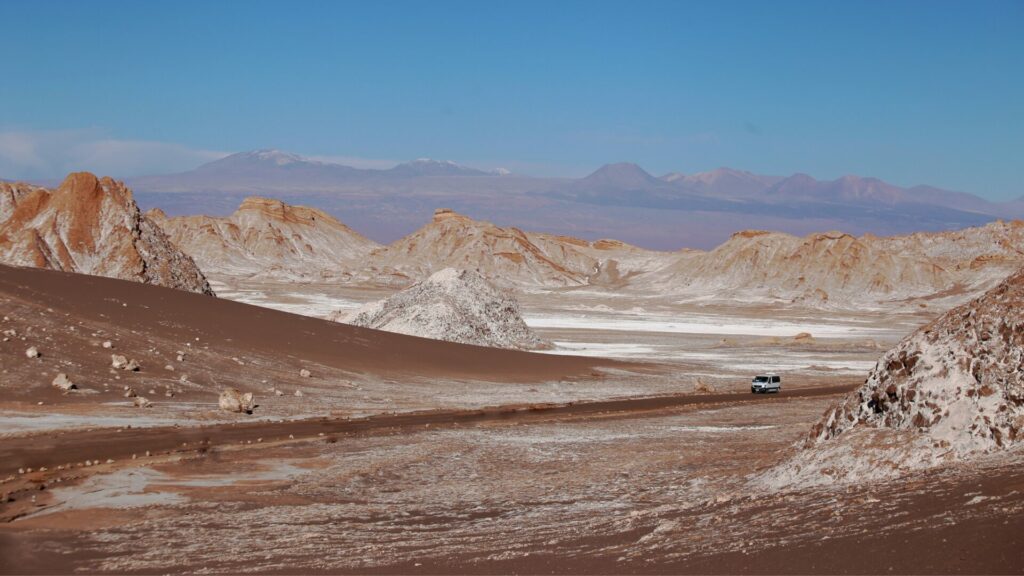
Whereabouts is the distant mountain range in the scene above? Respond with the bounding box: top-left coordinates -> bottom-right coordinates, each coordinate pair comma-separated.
29,149 -> 1021,250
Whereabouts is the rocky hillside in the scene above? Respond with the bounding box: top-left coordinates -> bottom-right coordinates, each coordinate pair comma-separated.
648,229 -> 952,305
354,209 -> 619,288
0,173 -> 213,295
153,197 -> 380,280
761,267 -> 1024,488
331,268 -> 549,350
647,222 -> 1024,307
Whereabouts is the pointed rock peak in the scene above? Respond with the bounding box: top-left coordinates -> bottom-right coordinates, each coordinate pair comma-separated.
582,162 -> 659,187
144,207 -> 168,222
53,172 -> 133,207
237,196 -> 289,212
730,229 -> 774,240
432,207 -> 472,223
586,162 -> 653,177
234,196 -> 342,226
58,171 -> 102,191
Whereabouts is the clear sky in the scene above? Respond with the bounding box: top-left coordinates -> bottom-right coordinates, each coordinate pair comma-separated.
0,0 -> 1021,199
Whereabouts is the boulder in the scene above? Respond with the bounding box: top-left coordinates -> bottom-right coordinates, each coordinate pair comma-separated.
219,388 -> 255,414
111,354 -> 140,371
25,346 -> 40,358
52,373 -> 76,391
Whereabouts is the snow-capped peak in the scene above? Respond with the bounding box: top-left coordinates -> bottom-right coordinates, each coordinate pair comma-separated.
244,149 -> 306,165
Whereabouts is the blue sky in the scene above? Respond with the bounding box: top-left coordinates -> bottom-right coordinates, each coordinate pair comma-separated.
0,0 -> 1021,199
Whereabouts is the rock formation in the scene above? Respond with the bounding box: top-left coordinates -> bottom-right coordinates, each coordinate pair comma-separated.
762,267 -> 1024,488
152,197 -> 379,280
333,268 -> 550,350
648,229 -> 952,305
811,267 -> 1024,453
0,173 -> 213,295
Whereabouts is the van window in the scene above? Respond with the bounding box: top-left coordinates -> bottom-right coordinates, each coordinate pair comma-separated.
772,376 -> 780,383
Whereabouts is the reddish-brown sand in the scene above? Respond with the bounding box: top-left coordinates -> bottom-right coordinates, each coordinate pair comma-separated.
0,264 -> 622,382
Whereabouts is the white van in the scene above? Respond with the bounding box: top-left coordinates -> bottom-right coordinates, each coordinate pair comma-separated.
751,374 -> 781,393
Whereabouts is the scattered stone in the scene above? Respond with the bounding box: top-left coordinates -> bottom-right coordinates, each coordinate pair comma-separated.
299,369 -> 311,378
52,373 -> 76,391
102,341 -> 113,349
164,364 -> 175,371
25,346 -> 40,358
219,388 -> 255,414
294,389 -> 304,397
124,388 -> 137,398
133,396 -> 152,408
275,389 -> 284,396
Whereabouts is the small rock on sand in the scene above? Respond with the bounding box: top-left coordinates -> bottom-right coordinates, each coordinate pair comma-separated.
294,389 -> 304,397
25,346 -> 40,358
693,377 -> 716,394
102,341 -> 113,349
133,396 -> 152,408
52,373 -> 76,391
299,369 -> 311,378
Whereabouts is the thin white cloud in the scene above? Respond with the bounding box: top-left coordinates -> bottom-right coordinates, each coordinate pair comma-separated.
0,129 -> 229,180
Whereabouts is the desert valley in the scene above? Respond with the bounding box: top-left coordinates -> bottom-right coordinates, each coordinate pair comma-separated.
2,3 -> 1022,572
1,168 -> 1023,573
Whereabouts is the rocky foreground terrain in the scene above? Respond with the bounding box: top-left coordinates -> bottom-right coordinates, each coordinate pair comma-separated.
760,265 -> 1024,488
0,173 -> 213,295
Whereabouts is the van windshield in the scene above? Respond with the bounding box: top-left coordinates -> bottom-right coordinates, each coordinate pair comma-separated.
753,376 -> 770,383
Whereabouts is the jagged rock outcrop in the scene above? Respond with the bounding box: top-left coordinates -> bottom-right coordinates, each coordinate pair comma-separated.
0,173 -> 213,295
153,197 -> 379,279
811,267 -> 1024,452
332,268 -> 550,350
761,268 -> 1024,488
